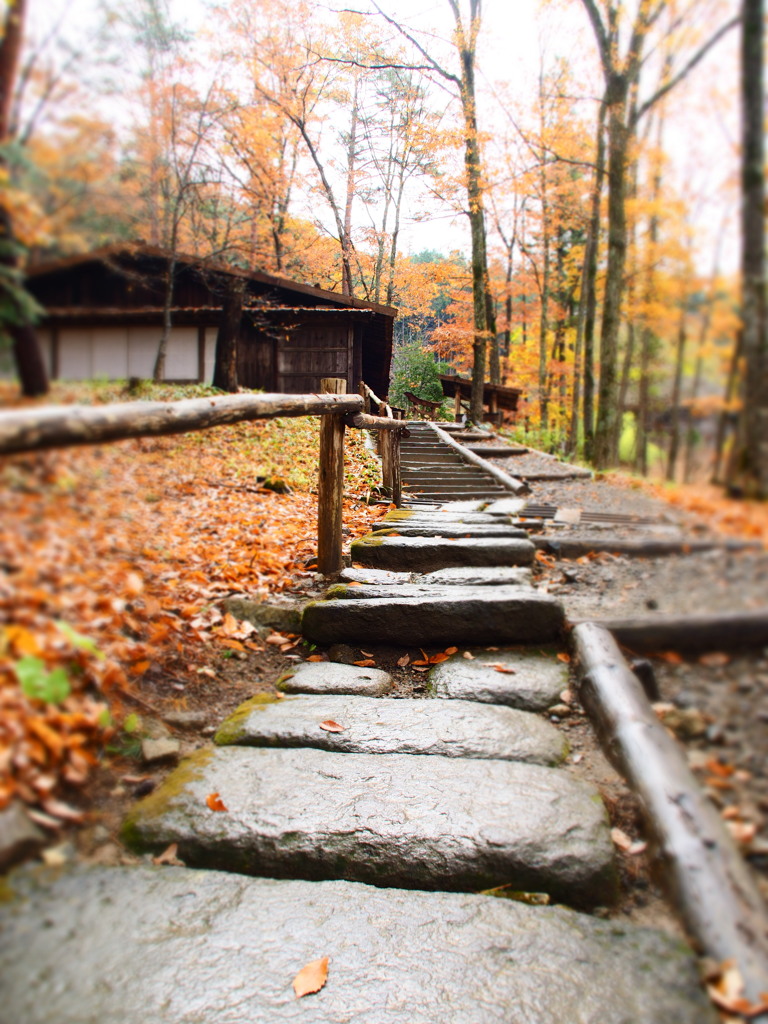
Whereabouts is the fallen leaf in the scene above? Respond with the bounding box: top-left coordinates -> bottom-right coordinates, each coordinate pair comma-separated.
319,720 -> 345,733
706,759 -> 736,778
152,843 -> 184,866
444,646 -> 458,656
266,633 -> 289,645
347,581 -> 362,587
658,651 -> 684,665
397,653 -> 410,667
360,650 -> 374,657
556,652 -> 571,663
353,659 -> 376,667
411,659 -> 429,666
462,651 -> 475,660
306,654 -> 326,662
428,652 -> 449,664
41,798 -> 85,823
206,792 -> 228,812
411,666 -> 430,672
698,651 -> 730,667
726,820 -> 757,844
129,660 -> 151,676
293,957 -> 329,998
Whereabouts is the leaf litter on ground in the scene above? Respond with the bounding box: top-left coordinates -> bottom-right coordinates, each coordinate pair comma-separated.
0,382 -> 387,821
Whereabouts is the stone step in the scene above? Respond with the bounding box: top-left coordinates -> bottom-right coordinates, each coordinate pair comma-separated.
373,525 -> 530,539
276,661 -> 394,696
324,581 -> 535,601
215,693 -> 566,765
0,865 -> 718,1024
301,587 -> 563,646
122,746 -> 615,905
376,510 -> 516,525
350,534 -> 536,572
340,566 -> 533,587
467,445 -> 529,457
428,648 -> 569,711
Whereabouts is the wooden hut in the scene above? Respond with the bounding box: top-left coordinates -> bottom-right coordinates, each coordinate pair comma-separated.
19,245 -> 396,398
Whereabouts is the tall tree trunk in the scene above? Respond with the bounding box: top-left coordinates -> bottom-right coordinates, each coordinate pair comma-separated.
729,0 -> 768,497
212,276 -> 245,392
153,255 -> 177,382
0,0 -> 49,397
580,99 -> 606,462
594,82 -> 630,467
666,304 -> 687,481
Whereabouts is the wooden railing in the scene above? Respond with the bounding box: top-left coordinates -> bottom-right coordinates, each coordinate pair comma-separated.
0,378 -> 405,575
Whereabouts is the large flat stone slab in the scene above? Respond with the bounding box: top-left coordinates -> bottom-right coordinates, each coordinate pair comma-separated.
0,866 -> 717,1024
301,587 -> 564,646
122,746 -> 616,906
323,582 -> 535,601
377,510 -> 517,525
350,534 -> 535,571
417,566 -> 533,586
374,524 -> 530,539
483,498 -> 528,514
340,566 -> 412,584
277,661 -> 393,696
429,649 -> 569,711
215,693 -> 566,765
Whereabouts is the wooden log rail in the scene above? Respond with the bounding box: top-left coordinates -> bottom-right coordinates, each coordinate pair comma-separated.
573,622 -> 768,1014
0,380 -> 399,576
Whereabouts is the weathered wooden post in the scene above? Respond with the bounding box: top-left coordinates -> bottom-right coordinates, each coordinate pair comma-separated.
390,427 -> 402,506
317,378 -> 346,574
454,389 -> 462,421
380,429 -> 393,496
359,381 -> 370,414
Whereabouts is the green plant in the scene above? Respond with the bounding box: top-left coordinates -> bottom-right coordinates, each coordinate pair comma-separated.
389,342 -> 452,409
14,657 -> 71,704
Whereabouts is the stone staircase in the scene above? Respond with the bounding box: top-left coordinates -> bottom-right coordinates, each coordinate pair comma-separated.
0,502 -> 719,1023
400,420 -> 515,503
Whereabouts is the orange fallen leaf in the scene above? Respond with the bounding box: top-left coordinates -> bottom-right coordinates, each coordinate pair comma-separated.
206,792 -> 228,812
129,660 -> 151,676
306,654 -> 326,662
706,759 -> 736,778
220,612 -> 240,636
293,957 -> 329,998
397,653 -> 410,667
428,652 -> 449,664
266,633 -> 289,645
347,581 -> 362,587
444,646 -> 458,656
220,638 -> 246,652
557,652 -> 571,663
699,651 -> 731,667
658,651 -> 683,665
411,659 -> 429,666
319,720 -> 345,733
353,659 -> 376,667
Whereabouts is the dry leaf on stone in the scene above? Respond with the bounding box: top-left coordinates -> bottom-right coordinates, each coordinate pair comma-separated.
266,633 -> 289,645
319,720 -> 345,733
306,654 -> 326,662
444,646 -> 458,656
206,792 -> 228,812
353,659 -> 376,667
428,653 -> 449,664
557,652 -> 571,663
412,666 -> 430,672
462,651 -> 475,660
293,957 -> 329,998
153,843 -> 185,866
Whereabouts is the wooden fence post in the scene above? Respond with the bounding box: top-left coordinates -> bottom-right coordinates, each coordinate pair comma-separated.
391,428 -> 402,506
359,381 -> 370,414
317,378 -> 346,574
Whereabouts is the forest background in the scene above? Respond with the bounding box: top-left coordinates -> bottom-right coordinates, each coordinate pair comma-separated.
0,0 -> 759,483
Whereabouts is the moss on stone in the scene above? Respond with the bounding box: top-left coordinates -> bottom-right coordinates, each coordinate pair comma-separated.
215,693 -> 286,746
380,510 -> 414,521
323,584 -> 349,600
120,747 -> 214,852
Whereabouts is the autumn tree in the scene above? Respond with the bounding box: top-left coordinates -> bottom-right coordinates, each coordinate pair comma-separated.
371,0 -> 495,422
577,0 -> 739,468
